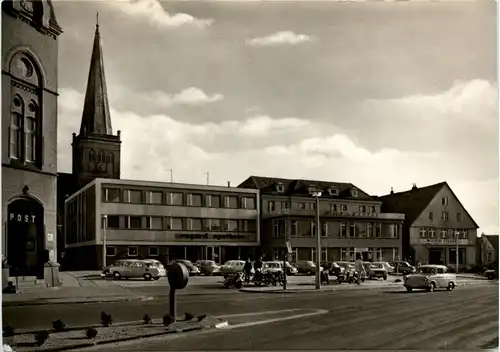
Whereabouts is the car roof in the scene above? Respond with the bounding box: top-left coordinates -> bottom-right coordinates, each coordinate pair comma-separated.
420,264 -> 448,269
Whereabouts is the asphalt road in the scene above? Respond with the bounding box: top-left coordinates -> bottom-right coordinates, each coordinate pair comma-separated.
3,284 -> 498,350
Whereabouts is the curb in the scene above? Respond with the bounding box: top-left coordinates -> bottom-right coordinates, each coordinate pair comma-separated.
3,296 -> 154,308
21,325 -> 205,352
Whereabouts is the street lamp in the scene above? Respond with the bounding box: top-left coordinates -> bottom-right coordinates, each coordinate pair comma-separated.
310,190 -> 322,290
102,215 -> 108,269
455,231 -> 459,274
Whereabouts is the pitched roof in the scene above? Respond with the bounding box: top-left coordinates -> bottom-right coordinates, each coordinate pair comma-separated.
485,235 -> 499,251
238,176 -> 374,200
377,182 -> 446,225
79,21 -> 113,136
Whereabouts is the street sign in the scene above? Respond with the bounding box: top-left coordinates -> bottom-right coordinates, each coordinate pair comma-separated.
286,242 -> 293,254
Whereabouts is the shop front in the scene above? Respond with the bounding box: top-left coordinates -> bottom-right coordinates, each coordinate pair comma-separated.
414,238 -> 475,267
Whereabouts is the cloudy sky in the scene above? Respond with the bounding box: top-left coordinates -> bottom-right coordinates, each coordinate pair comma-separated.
54,0 -> 498,235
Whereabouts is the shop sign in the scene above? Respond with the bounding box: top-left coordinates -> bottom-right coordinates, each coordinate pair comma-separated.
420,238 -> 469,246
329,212 -> 377,218
175,233 -> 248,241
9,213 -> 36,223
355,248 -> 369,252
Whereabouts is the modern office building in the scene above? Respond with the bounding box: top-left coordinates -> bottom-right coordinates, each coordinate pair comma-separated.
64,178 -> 260,269
378,182 -> 479,268
2,0 -> 63,277
238,176 -> 405,263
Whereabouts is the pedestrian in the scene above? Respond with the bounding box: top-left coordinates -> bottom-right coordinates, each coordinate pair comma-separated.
416,260 -> 421,271
254,256 -> 264,281
243,258 -> 252,284
354,254 -> 366,285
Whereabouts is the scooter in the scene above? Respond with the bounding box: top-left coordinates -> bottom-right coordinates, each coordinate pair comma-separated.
223,272 -> 243,289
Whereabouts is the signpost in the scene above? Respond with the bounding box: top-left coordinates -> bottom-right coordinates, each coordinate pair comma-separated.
284,241 -> 292,291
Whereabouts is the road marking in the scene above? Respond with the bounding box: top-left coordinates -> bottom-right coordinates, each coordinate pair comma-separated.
218,309 -> 329,330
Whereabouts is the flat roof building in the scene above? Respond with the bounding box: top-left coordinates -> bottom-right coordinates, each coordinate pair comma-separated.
64,178 -> 260,269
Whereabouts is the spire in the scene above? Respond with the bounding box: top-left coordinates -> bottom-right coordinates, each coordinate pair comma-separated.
79,13 -> 113,136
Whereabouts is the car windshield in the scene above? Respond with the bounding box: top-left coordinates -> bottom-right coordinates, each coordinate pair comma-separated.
144,262 -> 164,269
226,261 -> 243,267
370,263 -> 383,269
418,267 -> 438,274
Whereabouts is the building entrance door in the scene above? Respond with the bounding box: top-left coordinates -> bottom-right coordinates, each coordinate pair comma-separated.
429,249 -> 442,264
206,246 -> 221,264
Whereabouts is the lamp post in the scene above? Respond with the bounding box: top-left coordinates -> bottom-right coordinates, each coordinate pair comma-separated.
310,190 -> 322,290
455,231 -> 459,274
102,215 -> 107,269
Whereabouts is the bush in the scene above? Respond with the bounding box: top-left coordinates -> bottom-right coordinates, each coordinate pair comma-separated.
184,312 -> 194,321
52,319 -> 66,332
3,325 -> 15,337
163,314 -> 174,327
197,314 -> 207,322
143,314 -> 152,325
35,330 -> 50,346
100,311 -> 113,327
85,327 -> 98,339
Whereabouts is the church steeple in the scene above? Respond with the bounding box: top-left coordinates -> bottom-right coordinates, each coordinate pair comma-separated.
80,13 -> 113,136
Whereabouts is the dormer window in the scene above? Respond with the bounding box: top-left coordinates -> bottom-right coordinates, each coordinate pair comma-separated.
351,189 -> 359,197
328,188 -> 339,196
276,183 -> 285,193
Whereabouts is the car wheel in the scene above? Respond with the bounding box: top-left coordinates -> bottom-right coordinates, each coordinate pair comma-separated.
113,272 -> 121,280
383,276 -> 388,281
447,282 -> 455,291
406,287 -> 413,292
143,273 -> 152,281
427,282 -> 436,292
487,274 -> 494,280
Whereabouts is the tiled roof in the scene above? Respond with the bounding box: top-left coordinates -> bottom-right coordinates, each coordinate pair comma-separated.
238,176 -> 374,200
485,235 -> 499,251
377,182 -> 446,225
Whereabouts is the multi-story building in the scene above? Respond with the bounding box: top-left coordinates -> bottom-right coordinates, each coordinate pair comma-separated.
2,0 -> 63,277
238,176 -> 405,263
64,178 -> 260,269
378,182 -> 479,268
478,234 -> 498,266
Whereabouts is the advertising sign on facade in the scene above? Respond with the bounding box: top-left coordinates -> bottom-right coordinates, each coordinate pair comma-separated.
175,233 -> 250,241
329,211 -> 377,218
419,238 -> 469,246
355,248 -> 369,252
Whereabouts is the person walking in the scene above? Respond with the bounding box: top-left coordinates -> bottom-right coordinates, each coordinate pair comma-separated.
243,258 -> 252,284
354,254 -> 366,285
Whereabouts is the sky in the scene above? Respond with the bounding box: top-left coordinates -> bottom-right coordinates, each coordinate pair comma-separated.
54,0 -> 498,235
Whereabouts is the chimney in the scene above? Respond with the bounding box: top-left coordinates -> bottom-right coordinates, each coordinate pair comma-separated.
390,186 -> 394,195
227,181 -> 231,188
412,183 -> 418,190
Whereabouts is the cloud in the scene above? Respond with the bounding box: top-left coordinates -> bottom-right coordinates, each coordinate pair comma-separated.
106,0 -> 213,29
143,87 -> 223,108
246,31 -> 316,47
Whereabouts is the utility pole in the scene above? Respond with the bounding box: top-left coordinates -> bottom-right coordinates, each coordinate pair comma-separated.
205,172 -> 209,186
168,169 -> 173,183
455,231 -> 459,274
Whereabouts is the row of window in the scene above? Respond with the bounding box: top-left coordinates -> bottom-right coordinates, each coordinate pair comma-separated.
268,201 -> 376,213
419,228 -> 468,239
272,220 -> 399,239
104,215 -> 257,232
103,188 -> 256,209
429,211 -> 462,222
273,183 -> 360,198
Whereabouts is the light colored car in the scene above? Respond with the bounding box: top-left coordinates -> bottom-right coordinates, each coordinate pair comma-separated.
141,259 -> 167,277
263,261 -> 283,274
404,264 -> 457,292
108,259 -> 164,281
101,259 -> 134,277
364,262 -> 388,280
379,261 -> 395,274
295,260 -> 323,275
196,260 -> 221,276
221,260 -> 246,276
285,261 -> 298,275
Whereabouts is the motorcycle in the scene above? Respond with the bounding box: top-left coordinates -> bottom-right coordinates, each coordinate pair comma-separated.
253,269 -> 277,287
223,272 -> 243,289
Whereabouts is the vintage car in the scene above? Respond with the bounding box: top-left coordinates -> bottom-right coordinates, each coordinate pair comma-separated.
170,260 -> 200,276
393,261 -> 416,275
364,262 -> 388,280
195,260 -> 221,276
404,264 -> 457,292
379,261 -> 395,274
108,259 -> 165,281
221,260 -> 246,277
295,260 -> 323,275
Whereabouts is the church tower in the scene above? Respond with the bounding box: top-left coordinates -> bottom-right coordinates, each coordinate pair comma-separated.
72,15 -> 121,189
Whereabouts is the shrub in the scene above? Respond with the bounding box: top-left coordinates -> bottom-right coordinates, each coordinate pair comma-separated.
3,325 -> 15,337
34,330 -> 50,346
52,319 -> 66,332
163,314 -> 174,327
184,312 -> 194,321
143,314 -> 152,325
197,314 -> 207,322
100,311 -> 113,327
85,327 -> 98,339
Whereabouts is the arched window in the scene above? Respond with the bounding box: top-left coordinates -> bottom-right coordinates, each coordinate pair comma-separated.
89,149 -> 95,162
8,52 -> 42,166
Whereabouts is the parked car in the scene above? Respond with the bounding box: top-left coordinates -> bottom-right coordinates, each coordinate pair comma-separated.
295,260 -> 322,275
141,259 -> 167,276
195,260 -> 221,276
170,260 -> 200,276
285,261 -> 298,276
364,262 -> 388,280
263,261 -> 283,274
393,261 -> 416,275
484,269 -> 498,280
404,264 -> 457,292
108,259 -> 164,281
379,261 -> 395,274
101,259 -> 135,277
336,261 -> 355,273
221,260 -> 246,276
